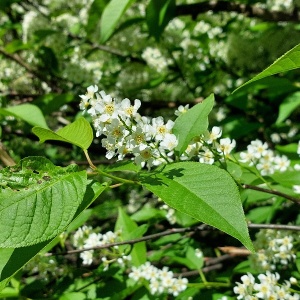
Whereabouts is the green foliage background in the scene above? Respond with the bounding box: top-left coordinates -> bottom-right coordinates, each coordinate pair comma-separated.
1,0 -> 300,299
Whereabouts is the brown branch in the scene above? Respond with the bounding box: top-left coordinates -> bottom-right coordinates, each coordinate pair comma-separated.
243,184 -> 300,205
0,47 -> 46,82
47,223 -> 300,256
176,1 -> 299,22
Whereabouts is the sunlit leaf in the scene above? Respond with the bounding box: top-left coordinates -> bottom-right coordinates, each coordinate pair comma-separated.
32,117 -> 93,150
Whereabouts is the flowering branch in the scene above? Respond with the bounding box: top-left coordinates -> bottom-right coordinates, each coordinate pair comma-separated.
243,184 -> 300,205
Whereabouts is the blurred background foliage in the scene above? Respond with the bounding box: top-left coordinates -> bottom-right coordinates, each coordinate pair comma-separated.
1,0 -> 300,298
1,0 -> 300,165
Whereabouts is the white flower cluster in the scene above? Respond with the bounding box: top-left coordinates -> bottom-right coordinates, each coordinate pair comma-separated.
267,0 -> 294,12
80,86 -> 237,169
182,126 -> 236,164
141,47 -> 170,73
80,85 -> 179,169
72,225 -> 130,268
129,262 -> 188,297
80,86 -> 236,168
250,229 -> 296,271
239,139 -> 291,175
234,272 -> 299,300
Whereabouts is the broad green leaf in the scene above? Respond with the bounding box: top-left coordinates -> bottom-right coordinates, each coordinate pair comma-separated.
173,94 -> 214,155
0,104 -> 48,129
115,207 -> 147,266
99,0 -> 136,43
271,170 -> 300,187
86,0 -> 109,36
32,117 -> 93,150
0,156 -> 87,247
234,43 -> 300,93
140,162 -> 254,251
0,179 -> 105,289
146,0 -> 176,41
276,92 -> 300,124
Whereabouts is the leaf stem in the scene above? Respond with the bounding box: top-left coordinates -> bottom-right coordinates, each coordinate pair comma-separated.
84,149 -> 138,184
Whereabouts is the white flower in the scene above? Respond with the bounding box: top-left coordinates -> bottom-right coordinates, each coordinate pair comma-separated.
101,256 -> 109,271
240,151 -> 256,165
129,266 -> 142,281
150,279 -> 164,295
83,232 -> 102,248
273,155 -> 290,172
160,133 -> 178,151
217,137 -> 236,155
80,250 -> 94,265
120,98 -> 141,118
151,117 -> 174,141
199,147 -> 214,164
249,140 -> 268,159
133,144 -> 154,169
256,159 -> 275,176
175,104 -> 189,116
195,248 -> 203,259
205,126 -> 222,144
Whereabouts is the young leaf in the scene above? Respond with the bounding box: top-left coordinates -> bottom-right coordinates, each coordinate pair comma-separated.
0,156 -> 87,247
32,117 -> 93,150
233,42 -> 300,93
146,0 -> 176,41
115,207 -> 147,266
0,104 -> 48,129
172,94 -> 214,155
99,0 -> 136,44
140,162 -> 254,252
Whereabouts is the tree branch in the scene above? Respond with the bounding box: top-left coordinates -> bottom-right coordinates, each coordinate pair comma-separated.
175,1 -> 299,22
243,184 -> 300,205
47,223 -> 300,256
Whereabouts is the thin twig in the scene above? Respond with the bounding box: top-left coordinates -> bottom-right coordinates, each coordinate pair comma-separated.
243,184 -> 300,205
46,223 -> 300,256
46,224 -> 211,256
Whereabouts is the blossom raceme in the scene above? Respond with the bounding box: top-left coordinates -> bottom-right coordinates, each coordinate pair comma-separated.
79,86 -> 236,169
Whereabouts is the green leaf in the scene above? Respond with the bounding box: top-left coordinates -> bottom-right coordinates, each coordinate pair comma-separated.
115,207 -> 147,266
276,92 -> 300,124
99,0 -> 136,43
0,179 -> 105,290
271,170 -> 300,187
140,162 -> 254,251
32,117 -> 93,150
173,94 -> 214,155
4,40 -> 29,53
0,156 -> 87,247
86,0 -> 109,36
0,104 -> 48,129
234,43 -> 300,93
146,0 -> 176,41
